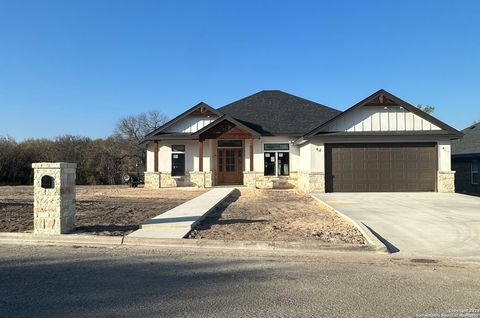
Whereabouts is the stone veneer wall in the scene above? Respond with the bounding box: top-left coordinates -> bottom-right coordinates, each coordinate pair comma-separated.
144,171 -> 215,188
297,172 -> 325,194
243,171 -> 298,189
32,162 -> 76,234
437,171 -> 455,193
144,172 -> 160,189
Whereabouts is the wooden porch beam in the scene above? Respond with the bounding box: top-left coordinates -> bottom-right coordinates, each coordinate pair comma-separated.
154,141 -> 159,172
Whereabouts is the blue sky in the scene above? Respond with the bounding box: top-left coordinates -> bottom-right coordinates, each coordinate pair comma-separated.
1,0 -> 479,140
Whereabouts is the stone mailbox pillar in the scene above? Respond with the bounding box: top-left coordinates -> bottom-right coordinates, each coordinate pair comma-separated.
32,162 -> 77,234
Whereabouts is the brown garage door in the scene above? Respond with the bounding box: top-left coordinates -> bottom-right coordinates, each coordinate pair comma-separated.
325,143 -> 437,192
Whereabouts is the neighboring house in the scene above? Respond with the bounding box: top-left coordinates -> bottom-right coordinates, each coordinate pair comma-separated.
142,89 -> 462,193
451,124 -> 480,195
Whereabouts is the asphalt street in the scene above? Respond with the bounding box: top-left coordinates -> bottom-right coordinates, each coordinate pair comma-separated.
0,244 -> 479,317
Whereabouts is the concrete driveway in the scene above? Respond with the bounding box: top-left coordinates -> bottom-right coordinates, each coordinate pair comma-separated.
313,193 -> 480,259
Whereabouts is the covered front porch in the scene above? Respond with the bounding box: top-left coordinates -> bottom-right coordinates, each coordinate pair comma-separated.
145,116 -> 260,188
144,115 -> 305,190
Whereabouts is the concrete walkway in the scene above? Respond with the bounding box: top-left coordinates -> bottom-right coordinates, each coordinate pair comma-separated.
314,192 -> 480,260
129,187 -> 235,239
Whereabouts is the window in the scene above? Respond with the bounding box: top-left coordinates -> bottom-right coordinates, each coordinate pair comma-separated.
171,145 -> 185,176
172,145 -> 185,152
225,149 -> 236,172
264,143 -> 290,176
278,152 -> 289,176
264,143 -> 289,151
264,152 -> 276,176
218,140 -> 242,147
472,160 -> 479,185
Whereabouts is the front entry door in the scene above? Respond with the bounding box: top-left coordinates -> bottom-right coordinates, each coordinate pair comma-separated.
217,148 -> 243,185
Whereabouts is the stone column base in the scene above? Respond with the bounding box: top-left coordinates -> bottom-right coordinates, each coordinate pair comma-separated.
243,171 -> 261,188
145,171 -> 216,188
438,171 -> 455,193
242,172 -> 298,189
189,171 -> 214,188
144,172 -> 161,189
297,172 -> 325,194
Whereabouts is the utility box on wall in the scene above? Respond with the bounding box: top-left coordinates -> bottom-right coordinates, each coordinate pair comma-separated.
32,162 -> 77,234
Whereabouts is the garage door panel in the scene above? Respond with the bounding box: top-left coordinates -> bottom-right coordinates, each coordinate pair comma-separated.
325,143 -> 436,192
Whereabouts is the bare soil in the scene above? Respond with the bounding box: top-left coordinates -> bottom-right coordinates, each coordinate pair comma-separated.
1,186 -> 366,244
188,189 -> 366,245
0,186 -> 205,236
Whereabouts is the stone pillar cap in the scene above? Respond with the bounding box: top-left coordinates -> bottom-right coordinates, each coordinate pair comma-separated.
32,162 -> 77,169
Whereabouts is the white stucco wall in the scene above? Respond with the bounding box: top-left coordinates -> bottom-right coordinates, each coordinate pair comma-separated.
147,140 -> 216,173
437,140 -> 452,171
146,143 -> 155,172
325,106 -> 441,132
299,141 -> 324,173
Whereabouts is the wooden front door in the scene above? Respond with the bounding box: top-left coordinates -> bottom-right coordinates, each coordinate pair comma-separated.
217,148 -> 243,185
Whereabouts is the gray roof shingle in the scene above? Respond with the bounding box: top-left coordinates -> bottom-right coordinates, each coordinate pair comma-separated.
452,123 -> 480,155
217,90 -> 341,136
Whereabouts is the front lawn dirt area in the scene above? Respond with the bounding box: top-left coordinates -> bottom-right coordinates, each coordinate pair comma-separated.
0,186 -> 206,236
188,189 -> 366,245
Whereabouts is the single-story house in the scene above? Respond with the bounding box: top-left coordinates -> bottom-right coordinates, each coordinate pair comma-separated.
452,123 -> 480,195
142,89 -> 463,193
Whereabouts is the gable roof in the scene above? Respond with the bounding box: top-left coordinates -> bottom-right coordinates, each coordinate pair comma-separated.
192,114 -> 261,138
143,102 -> 220,139
303,89 -> 464,138
217,90 -> 341,135
452,123 -> 480,155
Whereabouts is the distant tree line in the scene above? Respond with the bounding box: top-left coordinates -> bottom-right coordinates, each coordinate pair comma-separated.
0,111 -> 167,186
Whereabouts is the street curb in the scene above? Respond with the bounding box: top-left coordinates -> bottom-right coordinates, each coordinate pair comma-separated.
0,232 -> 123,246
310,194 -> 389,253
123,236 -> 375,253
0,232 -> 374,254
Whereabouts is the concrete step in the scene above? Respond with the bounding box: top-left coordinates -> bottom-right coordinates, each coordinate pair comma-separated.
128,228 -> 188,239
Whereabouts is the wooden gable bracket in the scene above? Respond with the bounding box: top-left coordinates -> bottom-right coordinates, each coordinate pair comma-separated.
198,120 -> 253,141
364,94 -> 400,107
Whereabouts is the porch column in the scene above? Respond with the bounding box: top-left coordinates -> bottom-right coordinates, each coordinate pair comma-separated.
198,140 -> 203,172
249,138 -> 254,171
154,141 -> 159,172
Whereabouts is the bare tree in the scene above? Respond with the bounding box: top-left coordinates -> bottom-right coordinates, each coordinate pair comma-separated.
114,110 -> 169,172
114,111 -> 168,143
416,104 -> 435,114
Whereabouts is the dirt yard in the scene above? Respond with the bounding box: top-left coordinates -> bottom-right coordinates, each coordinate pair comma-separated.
1,186 -> 365,244
0,186 -> 205,236
188,189 -> 366,245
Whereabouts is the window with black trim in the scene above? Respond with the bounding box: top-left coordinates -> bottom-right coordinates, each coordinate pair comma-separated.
172,145 -> 185,152
264,152 -> 276,176
264,143 -> 289,151
472,160 -> 479,185
171,145 -> 185,176
218,140 -> 242,147
264,143 -> 290,176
